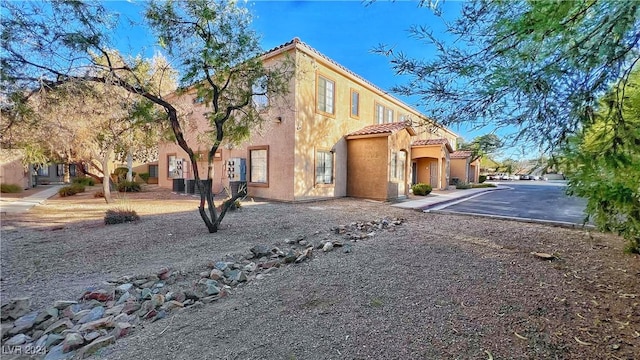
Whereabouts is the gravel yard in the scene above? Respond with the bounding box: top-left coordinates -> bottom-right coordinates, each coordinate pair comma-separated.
1,186 -> 639,359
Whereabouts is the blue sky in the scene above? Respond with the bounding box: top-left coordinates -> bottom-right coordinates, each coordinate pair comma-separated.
105,0 -> 522,157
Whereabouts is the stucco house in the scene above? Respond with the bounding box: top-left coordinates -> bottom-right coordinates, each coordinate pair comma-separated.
0,149 -> 34,189
158,38 -> 463,201
450,150 -> 481,184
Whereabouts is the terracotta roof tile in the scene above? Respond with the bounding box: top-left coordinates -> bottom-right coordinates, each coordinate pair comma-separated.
450,150 -> 473,159
347,122 -> 412,137
412,138 -> 449,146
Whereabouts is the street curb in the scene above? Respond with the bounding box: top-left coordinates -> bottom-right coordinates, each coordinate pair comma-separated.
420,186 -> 511,212
429,210 -> 595,230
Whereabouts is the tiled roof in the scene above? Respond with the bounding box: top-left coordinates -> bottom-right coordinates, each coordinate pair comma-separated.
412,138 -> 449,146
450,150 -> 473,159
411,138 -> 454,152
347,122 -> 413,137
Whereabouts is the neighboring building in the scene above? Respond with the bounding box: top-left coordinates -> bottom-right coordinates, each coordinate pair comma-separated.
450,150 -> 480,184
0,149 -> 34,189
158,38 -> 462,202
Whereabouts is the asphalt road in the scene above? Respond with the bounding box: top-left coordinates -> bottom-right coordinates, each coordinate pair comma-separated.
437,181 -> 591,226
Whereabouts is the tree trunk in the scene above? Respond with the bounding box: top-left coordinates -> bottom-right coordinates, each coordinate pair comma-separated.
102,146 -> 113,204
63,162 -> 71,183
126,151 -> 133,182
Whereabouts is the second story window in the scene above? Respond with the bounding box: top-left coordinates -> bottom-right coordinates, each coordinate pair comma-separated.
317,75 -> 335,115
252,76 -> 268,109
350,89 -> 359,118
375,103 -> 385,124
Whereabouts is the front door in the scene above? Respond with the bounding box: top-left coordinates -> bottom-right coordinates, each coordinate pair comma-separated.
430,162 -> 438,188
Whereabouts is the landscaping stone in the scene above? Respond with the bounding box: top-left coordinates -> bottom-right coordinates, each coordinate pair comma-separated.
322,242 -> 334,252
160,300 -> 184,312
62,332 -> 84,352
141,288 -> 152,300
151,310 -> 166,322
121,302 -> 141,315
5,333 -> 32,346
44,343 -> 76,360
116,292 -> 132,305
1,297 -> 32,322
225,270 -> 247,283
214,261 -> 229,271
83,290 -> 112,302
250,244 -> 271,258
206,284 -> 220,296
116,283 -> 133,293
84,331 -> 101,342
151,294 -> 165,308
105,304 -> 125,317
35,334 -> 48,348
78,316 -> 114,332
112,322 -> 132,339
78,306 -> 105,324
45,333 -> 65,347
157,268 -> 172,280
44,318 -> 75,335
244,262 -> 257,272
10,310 -> 39,334
284,249 -> 298,263
62,304 -> 83,318
209,269 -> 224,280
77,335 -> 115,359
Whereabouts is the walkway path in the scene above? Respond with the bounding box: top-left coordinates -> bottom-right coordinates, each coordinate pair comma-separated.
0,185 -> 63,214
391,185 -> 509,211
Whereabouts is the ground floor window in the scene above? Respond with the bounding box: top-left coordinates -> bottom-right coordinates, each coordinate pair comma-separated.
37,165 -> 49,176
391,151 -> 406,181
149,164 -> 158,178
315,150 -> 333,184
249,146 -> 268,184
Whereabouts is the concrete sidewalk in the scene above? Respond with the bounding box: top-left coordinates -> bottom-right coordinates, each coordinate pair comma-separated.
391,185 -> 509,211
0,185 -> 63,214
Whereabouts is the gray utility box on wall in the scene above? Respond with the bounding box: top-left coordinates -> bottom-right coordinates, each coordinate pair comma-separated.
227,158 -> 247,197
227,158 -> 246,182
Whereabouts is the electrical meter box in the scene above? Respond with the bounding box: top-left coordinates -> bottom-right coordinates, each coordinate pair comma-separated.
227,158 -> 246,182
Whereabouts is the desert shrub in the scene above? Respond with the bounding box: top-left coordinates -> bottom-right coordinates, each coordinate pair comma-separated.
449,177 -> 460,186
472,183 -> 497,188
117,180 -> 141,193
58,184 -> 85,197
411,183 -> 432,196
479,175 -> 487,183
112,167 -> 128,182
72,177 -> 95,186
105,208 -> 140,225
138,173 -> 150,183
1,184 -> 22,193
456,182 -> 472,189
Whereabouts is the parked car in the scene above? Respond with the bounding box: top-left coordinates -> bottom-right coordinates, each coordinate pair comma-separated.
519,175 -> 531,180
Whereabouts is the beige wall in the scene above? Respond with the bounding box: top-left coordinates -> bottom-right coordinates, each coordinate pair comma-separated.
1,157 -> 29,189
347,136 -> 388,200
156,41 -> 459,201
450,158 -> 469,184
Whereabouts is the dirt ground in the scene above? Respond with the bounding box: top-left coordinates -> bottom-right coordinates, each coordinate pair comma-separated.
1,185 -> 639,359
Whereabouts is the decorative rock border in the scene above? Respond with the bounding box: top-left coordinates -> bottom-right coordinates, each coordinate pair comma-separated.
0,217 -> 404,359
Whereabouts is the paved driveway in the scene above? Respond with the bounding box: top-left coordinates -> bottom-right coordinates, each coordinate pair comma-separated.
435,181 -> 591,226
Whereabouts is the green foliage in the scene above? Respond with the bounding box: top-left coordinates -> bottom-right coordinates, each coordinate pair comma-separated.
478,175 -> 487,183
561,66 -> 640,254
58,184 -> 85,197
378,0 -> 640,150
116,181 -> 141,193
72,177 -> 95,186
104,208 -> 140,225
456,182 -> 472,190
472,183 -> 496,189
138,173 -> 150,183
458,134 -> 503,162
112,167 -> 129,182
1,184 -> 22,193
411,183 -> 432,196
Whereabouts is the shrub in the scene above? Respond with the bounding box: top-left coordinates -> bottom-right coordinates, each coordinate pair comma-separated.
117,181 -> 141,193
449,177 -> 460,186
479,175 -> 487,183
1,184 -> 22,193
411,183 -> 432,196
72,177 -> 95,186
472,183 -> 497,188
456,182 -> 472,189
105,208 -> 140,225
112,167 -> 129,182
58,184 -> 85,197
139,173 -> 150,183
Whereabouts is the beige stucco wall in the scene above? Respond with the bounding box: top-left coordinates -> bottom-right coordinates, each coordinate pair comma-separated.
0,157 -> 29,189
411,145 -> 450,189
450,158 -> 469,184
346,136 -> 388,200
